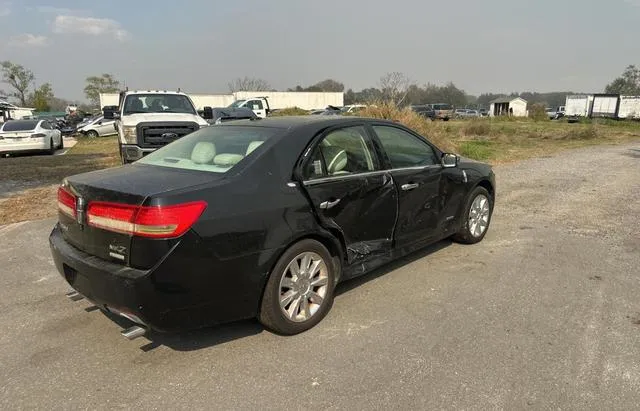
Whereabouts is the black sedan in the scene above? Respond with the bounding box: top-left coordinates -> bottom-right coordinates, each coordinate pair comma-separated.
49,116 -> 496,337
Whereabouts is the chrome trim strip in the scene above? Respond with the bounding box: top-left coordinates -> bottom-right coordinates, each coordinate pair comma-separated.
302,165 -> 441,186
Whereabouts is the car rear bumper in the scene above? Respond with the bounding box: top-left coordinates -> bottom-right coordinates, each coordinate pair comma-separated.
0,139 -> 48,153
49,224 -> 267,332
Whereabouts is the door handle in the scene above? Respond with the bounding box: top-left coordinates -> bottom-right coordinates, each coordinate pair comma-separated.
401,183 -> 419,191
319,199 -> 341,209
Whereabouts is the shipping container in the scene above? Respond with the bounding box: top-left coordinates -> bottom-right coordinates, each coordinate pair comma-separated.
589,94 -> 619,118
565,95 -> 594,117
617,96 -> 640,119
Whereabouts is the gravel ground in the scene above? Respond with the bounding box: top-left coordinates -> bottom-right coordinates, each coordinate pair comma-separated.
0,142 -> 639,410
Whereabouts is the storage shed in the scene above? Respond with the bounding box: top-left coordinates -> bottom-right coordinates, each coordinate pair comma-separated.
489,97 -> 528,117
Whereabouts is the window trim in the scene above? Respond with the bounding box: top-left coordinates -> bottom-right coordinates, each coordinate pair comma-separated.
298,122 -> 384,182
366,122 -> 442,171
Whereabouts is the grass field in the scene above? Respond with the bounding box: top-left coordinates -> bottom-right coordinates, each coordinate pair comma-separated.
0,113 -> 638,226
0,136 -> 120,225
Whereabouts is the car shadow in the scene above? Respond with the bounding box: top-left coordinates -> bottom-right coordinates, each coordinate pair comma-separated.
107,239 -> 454,352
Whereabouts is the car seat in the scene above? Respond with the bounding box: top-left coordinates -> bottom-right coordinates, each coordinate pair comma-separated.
191,142 -> 216,164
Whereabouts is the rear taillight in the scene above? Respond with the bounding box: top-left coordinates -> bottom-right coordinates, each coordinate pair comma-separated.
31,133 -> 47,138
57,186 -> 77,218
86,201 -> 207,239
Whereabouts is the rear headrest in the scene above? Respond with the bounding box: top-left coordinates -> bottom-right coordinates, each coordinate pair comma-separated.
191,142 -> 216,164
322,146 -> 348,174
213,153 -> 244,167
246,141 -> 263,155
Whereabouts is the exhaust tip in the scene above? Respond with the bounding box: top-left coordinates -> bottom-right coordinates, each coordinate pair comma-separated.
121,325 -> 146,340
66,290 -> 84,301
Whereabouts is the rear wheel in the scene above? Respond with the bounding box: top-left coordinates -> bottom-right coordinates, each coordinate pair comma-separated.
58,137 -> 64,149
259,239 -> 336,335
47,138 -> 55,155
452,186 -> 493,244
86,130 -> 99,138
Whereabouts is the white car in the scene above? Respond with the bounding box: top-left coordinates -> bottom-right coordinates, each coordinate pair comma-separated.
77,115 -> 116,137
0,119 -> 63,155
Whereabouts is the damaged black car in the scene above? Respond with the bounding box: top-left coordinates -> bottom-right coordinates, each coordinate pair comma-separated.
49,116 -> 496,337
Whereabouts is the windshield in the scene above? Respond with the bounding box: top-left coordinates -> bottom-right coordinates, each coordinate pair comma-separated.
137,125 -> 282,173
433,104 -> 453,110
1,120 -> 39,131
123,94 -> 196,115
228,100 -> 247,108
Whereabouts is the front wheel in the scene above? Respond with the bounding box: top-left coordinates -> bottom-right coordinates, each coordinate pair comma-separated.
259,240 -> 336,335
452,186 -> 493,244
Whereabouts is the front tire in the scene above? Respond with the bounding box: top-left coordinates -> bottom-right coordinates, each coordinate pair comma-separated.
452,186 -> 493,244
259,239 -> 336,335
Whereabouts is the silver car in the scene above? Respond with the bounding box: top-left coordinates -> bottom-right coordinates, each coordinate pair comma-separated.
77,116 -> 116,137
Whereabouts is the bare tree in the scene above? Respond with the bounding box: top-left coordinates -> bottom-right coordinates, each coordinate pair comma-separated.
228,77 -> 271,93
1,61 -> 35,106
379,72 -> 413,106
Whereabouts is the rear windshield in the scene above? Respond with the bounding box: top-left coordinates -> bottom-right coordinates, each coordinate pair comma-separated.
137,125 -> 282,173
1,120 -> 39,131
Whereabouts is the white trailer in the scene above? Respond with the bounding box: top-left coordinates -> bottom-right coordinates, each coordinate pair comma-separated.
617,96 -> 640,119
99,93 -> 120,108
233,91 -> 343,111
565,95 -> 594,117
590,94 -> 619,118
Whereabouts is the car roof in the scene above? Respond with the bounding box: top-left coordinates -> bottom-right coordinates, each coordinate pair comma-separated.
218,115 -> 400,130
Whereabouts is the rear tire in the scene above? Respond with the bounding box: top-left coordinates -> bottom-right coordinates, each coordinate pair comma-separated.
58,137 -> 64,150
86,130 -> 99,138
259,239 -> 336,335
452,186 -> 493,244
47,138 -> 55,155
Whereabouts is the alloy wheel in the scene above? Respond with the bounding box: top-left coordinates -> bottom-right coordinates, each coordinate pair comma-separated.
468,194 -> 491,238
279,252 -> 329,322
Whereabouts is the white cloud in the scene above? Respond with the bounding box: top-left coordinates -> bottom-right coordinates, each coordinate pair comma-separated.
52,15 -> 129,41
32,6 -> 89,15
0,1 -> 11,17
8,33 -> 48,47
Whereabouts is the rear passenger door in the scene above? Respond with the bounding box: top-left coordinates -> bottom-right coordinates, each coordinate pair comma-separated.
301,125 -> 398,264
369,124 -> 446,248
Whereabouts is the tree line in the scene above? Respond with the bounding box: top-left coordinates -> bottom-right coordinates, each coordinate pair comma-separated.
2,60 -> 638,112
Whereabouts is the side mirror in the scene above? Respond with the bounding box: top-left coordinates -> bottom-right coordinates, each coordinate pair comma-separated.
203,106 -> 214,120
441,153 -> 458,168
97,121 -> 102,125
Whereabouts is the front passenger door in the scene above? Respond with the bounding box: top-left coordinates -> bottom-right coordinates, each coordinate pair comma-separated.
301,125 -> 398,265
370,125 -> 447,248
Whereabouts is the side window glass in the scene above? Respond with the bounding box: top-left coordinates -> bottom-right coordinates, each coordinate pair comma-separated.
372,126 -> 438,168
248,100 -> 263,110
304,126 -> 379,180
41,121 -> 50,130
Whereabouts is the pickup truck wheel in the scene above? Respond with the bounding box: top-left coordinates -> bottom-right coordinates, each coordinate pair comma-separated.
259,240 -> 336,335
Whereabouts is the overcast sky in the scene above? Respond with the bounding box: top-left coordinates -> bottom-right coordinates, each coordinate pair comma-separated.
1,0 -> 639,102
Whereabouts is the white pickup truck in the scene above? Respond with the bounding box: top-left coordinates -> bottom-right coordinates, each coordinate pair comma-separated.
227,97 -> 272,118
103,90 -> 213,164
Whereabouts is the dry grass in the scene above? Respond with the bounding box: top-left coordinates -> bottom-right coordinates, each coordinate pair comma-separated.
0,136 -> 120,225
358,102 -> 640,163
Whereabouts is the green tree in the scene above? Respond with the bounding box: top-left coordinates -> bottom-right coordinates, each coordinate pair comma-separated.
84,74 -> 121,107
29,83 -> 54,111
605,65 -> 640,94
0,61 -> 35,106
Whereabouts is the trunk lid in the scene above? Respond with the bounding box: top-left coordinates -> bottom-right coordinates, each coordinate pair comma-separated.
59,164 -> 219,264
